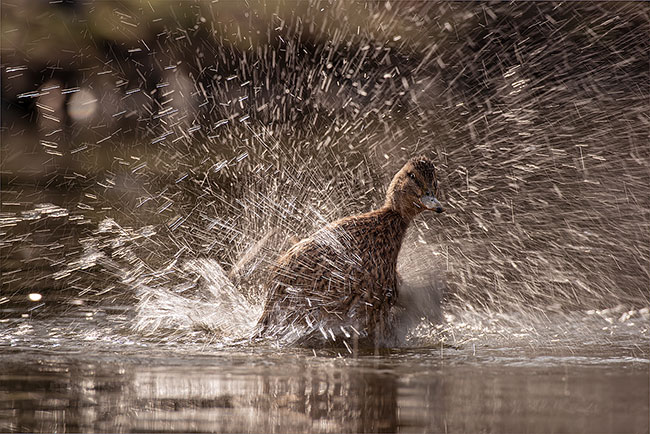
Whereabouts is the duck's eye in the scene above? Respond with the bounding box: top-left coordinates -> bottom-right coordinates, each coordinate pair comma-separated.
408,172 -> 416,180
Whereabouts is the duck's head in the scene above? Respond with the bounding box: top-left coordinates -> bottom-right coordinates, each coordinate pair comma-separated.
385,156 -> 444,218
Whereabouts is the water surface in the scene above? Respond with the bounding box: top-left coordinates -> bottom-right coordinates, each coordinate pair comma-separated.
1,304 -> 647,433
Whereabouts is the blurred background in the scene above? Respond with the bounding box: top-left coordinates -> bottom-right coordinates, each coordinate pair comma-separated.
1,0 -> 649,312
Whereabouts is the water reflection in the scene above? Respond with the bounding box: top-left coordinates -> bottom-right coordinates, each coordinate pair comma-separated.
1,351 -> 647,433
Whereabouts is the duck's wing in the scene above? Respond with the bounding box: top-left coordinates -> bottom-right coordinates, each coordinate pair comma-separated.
259,233 -> 361,325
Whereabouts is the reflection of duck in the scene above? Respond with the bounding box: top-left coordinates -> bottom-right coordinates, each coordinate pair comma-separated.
258,156 -> 444,346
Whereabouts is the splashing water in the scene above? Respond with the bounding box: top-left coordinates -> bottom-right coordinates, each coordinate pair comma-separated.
1,2 -> 648,350
133,259 -> 262,341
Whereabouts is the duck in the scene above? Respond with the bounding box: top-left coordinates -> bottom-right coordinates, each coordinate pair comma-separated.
257,156 -> 444,347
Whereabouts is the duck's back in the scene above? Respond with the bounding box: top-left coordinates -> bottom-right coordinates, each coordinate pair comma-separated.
258,208 -> 408,343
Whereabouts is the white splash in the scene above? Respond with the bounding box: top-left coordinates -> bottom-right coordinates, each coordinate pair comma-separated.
134,259 -> 262,341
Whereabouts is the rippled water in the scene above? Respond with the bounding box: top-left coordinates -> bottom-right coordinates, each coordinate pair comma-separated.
1,300 -> 648,433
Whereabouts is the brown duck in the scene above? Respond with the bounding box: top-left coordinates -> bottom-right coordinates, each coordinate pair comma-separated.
258,156 -> 444,347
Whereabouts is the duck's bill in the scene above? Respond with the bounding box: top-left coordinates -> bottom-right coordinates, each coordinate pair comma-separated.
420,194 -> 444,213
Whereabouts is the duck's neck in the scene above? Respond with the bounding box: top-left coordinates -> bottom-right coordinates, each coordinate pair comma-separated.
373,205 -> 411,260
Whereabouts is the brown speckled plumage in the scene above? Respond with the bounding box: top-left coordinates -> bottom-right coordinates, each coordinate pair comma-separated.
258,156 -> 443,347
